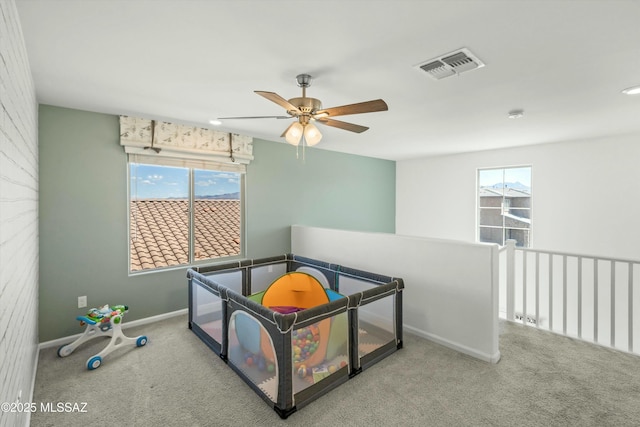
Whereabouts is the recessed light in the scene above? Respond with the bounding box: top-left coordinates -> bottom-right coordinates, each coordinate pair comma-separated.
507,109 -> 524,119
209,119 -> 222,126
622,85 -> 640,95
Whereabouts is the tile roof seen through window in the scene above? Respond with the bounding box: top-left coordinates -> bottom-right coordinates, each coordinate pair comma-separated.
130,199 -> 240,272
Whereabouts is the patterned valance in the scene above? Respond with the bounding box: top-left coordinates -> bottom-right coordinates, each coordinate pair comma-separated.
119,116 -> 253,170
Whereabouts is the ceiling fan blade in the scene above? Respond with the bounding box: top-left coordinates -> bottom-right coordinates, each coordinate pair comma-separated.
316,118 -> 369,133
315,99 -> 388,118
217,115 -> 292,120
255,91 -> 302,115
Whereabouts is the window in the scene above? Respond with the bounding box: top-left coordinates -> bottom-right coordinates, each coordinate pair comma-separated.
129,162 -> 243,272
478,166 -> 531,247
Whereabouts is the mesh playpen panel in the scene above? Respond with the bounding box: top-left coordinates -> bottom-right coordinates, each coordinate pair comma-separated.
187,254 -> 403,419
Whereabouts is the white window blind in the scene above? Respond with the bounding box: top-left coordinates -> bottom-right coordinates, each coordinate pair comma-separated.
127,153 -> 246,173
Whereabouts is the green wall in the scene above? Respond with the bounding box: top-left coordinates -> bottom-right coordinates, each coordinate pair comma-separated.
246,139 -> 396,256
38,105 -> 395,341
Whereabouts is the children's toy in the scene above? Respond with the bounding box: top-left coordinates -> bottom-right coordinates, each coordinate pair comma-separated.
241,272 -> 347,370
57,304 -> 148,370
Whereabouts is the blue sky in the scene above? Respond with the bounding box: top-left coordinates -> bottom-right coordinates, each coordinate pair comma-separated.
479,166 -> 531,188
130,164 -> 240,199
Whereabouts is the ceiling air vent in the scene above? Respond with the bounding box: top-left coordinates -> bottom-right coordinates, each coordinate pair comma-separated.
416,48 -> 484,80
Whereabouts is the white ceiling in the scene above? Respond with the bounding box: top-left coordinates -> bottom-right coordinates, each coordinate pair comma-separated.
15,0 -> 640,161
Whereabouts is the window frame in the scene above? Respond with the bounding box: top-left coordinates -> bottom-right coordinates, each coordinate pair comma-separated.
127,160 -> 246,275
477,165 -> 532,247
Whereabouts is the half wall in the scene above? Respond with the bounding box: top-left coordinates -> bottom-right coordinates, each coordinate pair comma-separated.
291,225 -> 500,362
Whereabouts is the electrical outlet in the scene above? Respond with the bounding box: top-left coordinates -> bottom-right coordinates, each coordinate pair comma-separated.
78,295 -> 87,308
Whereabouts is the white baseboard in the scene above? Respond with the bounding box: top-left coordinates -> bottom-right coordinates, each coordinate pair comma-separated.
38,308 -> 188,350
24,346 -> 39,427
404,324 -> 501,364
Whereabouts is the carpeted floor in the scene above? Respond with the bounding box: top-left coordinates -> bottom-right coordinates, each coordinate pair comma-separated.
30,315 -> 640,426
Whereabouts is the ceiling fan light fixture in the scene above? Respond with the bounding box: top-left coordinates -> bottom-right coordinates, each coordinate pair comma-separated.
304,122 -> 322,146
285,122 -> 304,145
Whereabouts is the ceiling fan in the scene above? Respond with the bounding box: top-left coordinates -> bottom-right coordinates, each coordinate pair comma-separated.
218,74 -> 388,147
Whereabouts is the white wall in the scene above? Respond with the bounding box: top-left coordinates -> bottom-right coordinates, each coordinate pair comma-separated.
291,225 -> 500,363
0,1 -> 39,426
397,133 -> 640,260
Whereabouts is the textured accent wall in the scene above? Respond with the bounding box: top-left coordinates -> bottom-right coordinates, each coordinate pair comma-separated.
0,1 -> 39,426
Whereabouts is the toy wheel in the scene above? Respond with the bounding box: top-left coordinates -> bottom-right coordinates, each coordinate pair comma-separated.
136,336 -> 148,347
57,344 -> 73,358
99,323 -> 112,332
87,356 -> 102,370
